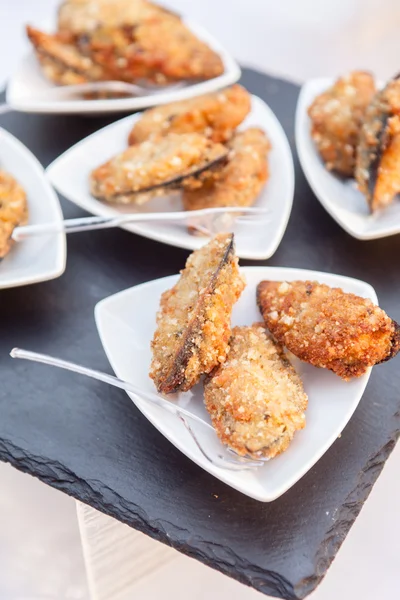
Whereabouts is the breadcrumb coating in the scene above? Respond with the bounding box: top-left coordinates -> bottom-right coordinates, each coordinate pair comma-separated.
182,128 -> 270,211
76,13 -> 224,84
90,133 -> 228,204
26,25 -> 110,85
58,0 -> 163,34
308,71 -> 376,177
204,324 -> 307,458
0,170 -> 29,259
150,233 -> 245,393
128,85 -> 251,145
356,77 -> 400,211
32,1 -> 223,86
257,280 -> 400,380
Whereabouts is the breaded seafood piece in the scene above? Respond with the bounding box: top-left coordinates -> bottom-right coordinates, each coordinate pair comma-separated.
26,25 -> 109,85
90,133 -> 228,204
150,233 -> 245,393
257,280 -> 400,380
356,77 -> 400,211
308,71 -> 376,177
204,324 -> 307,458
58,0 -> 165,34
78,12 -> 224,84
0,170 -> 29,259
128,85 -> 251,145
183,128 -> 270,211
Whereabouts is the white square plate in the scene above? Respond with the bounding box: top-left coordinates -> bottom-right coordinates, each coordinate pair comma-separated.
6,17 -> 240,115
0,128 -> 66,289
46,94 -> 294,260
296,78 -> 400,240
95,265 -> 376,502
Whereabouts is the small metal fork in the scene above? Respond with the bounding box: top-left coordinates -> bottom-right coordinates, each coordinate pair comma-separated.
10,348 -> 267,471
0,81 -> 185,114
12,207 -> 270,241
33,80 -> 186,101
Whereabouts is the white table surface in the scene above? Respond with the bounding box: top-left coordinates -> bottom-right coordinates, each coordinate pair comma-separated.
1,1 -> 400,599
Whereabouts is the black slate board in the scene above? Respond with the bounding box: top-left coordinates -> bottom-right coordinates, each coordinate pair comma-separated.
1,69 -> 400,600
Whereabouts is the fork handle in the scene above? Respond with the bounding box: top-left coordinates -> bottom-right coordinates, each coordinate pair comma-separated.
12,207 -> 269,240
13,215 -> 132,240
12,213 -> 181,240
10,348 -> 261,470
9,348 -> 211,430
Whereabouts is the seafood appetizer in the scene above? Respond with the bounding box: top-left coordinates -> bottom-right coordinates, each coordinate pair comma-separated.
27,0 -> 224,86
183,128 -> 270,211
90,133 -> 228,204
150,233 -> 245,393
128,85 -> 251,145
57,0 -> 165,34
204,324 -> 308,459
356,76 -> 400,212
77,15 -> 224,84
257,280 -> 400,380
308,71 -> 376,177
27,25 -> 111,86
0,170 -> 29,260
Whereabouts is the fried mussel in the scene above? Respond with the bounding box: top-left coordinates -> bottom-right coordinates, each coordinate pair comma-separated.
308,70 -> 400,212
150,233 -> 245,393
204,324 -> 308,459
28,0 -> 224,86
90,133 -> 229,204
128,85 -> 251,145
355,76 -> 400,211
27,25 -> 111,85
183,127 -> 270,211
257,280 -> 400,380
90,87 -> 270,209
308,71 -> 376,177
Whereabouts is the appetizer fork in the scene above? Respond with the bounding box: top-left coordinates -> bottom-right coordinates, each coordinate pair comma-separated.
10,348 -> 267,471
12,207 -> 270,241
0,82 -> 185,114
33,80 -> 186,101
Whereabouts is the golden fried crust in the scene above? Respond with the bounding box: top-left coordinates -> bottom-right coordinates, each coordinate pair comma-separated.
204,324 -> 307,458
182,128 -> 270,211
79,13 -> 224,84
0,170 -> 29,259
308,71 -> 376,177
150,234 -> 245,393
26,25 -> 109,85
58,0 -> 163,34
90,133 -> 228,204
356,78 -> 400,211
257,280 -> 400,380
128,85 -> 251,145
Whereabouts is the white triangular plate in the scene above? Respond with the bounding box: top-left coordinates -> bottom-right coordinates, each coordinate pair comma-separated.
0,128 -> 66,289
296,78 -> 400,240
95,266 -> 377,501
46,94 -> 294,260
7,17 -> 240,115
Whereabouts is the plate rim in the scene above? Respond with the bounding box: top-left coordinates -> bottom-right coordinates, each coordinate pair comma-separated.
46,93 -> 294,260
0,127 -> 66,289
295,77 -> 400,241
94,265 -> 377,502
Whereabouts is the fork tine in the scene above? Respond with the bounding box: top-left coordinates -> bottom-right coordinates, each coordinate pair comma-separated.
235,212 -> 271,224
226,447 -> 270,464
179,415 -> 262,471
